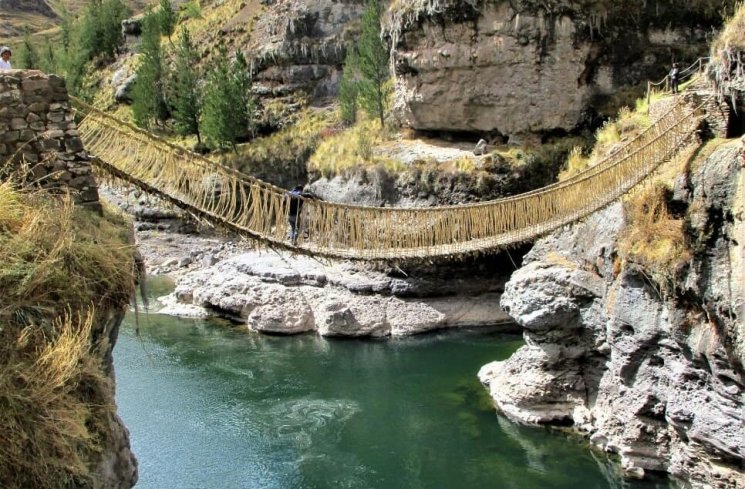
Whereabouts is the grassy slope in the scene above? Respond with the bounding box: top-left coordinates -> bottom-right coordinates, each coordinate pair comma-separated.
0,181 -> 135,489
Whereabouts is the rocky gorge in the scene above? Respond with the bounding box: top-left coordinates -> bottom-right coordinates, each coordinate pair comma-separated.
479,140 -> 745,487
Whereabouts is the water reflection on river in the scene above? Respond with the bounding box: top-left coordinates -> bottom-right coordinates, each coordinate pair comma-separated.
115,298 -> 674,488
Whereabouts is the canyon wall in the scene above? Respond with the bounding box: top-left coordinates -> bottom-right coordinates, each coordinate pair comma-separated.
384,0 -> 732,140
480,139 -> 745,487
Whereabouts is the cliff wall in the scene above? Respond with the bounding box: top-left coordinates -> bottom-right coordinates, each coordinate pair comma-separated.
0,71 -> 137,489
384,0 -> 734,140
480,139 -> 745,487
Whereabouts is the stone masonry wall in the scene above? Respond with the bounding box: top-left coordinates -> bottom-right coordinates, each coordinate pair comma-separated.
0,70 -> 99,207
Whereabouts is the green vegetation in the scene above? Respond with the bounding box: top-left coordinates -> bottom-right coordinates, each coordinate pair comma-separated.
0,180 -> 135,489
17,0 -> 130,95
78,0 -> 129,60
169,27 -> 203,143
221,107 -> 336,184
132,10 -> 168,128
201,46 -> 253,151
17,36 -> 39,69
340,0 -> 391,127
158,0 -> 178,39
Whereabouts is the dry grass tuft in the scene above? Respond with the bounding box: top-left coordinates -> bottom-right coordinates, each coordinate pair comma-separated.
0,310 -> 113,489
618,182 -> 692,296
710,2 -> 745,94
0,183 -> 135,323
308,117 -> 403,178
0,181 -> 135,489
558,146 -> 589,180
560,101 -> 650,180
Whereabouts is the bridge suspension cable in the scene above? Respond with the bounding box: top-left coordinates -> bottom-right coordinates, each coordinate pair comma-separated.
72,88 -> 706,261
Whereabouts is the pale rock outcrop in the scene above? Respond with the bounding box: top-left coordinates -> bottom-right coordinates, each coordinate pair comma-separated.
162,251 -> 514,337
480,142 -> 745,487
385,0 -> 718,139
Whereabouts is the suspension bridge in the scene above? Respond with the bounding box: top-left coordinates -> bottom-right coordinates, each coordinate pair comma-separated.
72,63 -> 713,261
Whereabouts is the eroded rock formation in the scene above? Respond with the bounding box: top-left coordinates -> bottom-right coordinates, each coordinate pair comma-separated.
160,251 -> 516,337
384,0 -> 730,140
480,140 -> 745,487
248,0 -> 366,100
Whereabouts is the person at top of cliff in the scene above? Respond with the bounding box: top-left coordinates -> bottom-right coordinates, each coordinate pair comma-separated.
669,62 -> 680,94
0,47 -> 12,70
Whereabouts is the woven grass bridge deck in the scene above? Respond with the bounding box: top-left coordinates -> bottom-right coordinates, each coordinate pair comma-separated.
72,93 -> 705,261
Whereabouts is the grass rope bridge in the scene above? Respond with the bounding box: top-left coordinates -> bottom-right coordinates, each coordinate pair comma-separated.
72,92 -> 706,261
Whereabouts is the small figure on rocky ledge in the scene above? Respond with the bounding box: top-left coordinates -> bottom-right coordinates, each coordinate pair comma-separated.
669,62 -> 680,94
0,47 -> 12,70
473,138 -> 487,156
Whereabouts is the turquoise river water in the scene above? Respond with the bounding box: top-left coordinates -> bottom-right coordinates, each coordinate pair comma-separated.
115,300 -> 676,488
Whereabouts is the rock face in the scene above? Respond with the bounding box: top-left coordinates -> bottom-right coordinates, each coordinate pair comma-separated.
247,0 -> 366,100
480,140 -> 745,487
384,0 -> 728,139
161,251 -> 516,337
89,311 -> 138,489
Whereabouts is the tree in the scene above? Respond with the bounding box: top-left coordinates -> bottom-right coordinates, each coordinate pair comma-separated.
201,46 -> 253,151
344,0 -> 390,127
132,11 -> 168,128
38,38 -> 56,74
17,36 -> 39,69
339,60 -> 359,124
158,0 -> 177,40
78,0 -> 129,60
169,27 -> 202,143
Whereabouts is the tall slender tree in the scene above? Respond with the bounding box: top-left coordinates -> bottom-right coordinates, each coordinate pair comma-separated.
201,46 -> 253,151
158,0 -> 177,40
338,60 -> 359,124
169,27 -> 202,143
17,36 -> 39,69
346,0 -> 390,127
132,11 -> 168,128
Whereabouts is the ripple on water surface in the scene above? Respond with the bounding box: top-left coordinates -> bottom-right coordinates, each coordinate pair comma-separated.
115,311 -> 675,489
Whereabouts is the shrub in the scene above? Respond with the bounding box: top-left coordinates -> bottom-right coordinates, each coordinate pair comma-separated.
618,183 -> 692,296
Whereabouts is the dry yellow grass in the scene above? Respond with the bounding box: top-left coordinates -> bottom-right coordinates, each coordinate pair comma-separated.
712,2 -> 745,62
560,100 -> 651,181
0,310 -> 112,489
308,117 -> 404,178
0,180 -> 135,489
618,182 -> 692,296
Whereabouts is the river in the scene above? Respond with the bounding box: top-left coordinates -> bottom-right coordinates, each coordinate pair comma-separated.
115,297 -> 674,488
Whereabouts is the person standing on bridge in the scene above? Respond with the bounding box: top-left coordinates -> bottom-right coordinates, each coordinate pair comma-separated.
0,47 -> 12,70
288,185 -> 304,244
669,63 -> 680,94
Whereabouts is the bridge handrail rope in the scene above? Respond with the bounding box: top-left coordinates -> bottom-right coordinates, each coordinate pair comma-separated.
72,88 -> 690,212
72,76 -> 710,261
646,57 -> 709,110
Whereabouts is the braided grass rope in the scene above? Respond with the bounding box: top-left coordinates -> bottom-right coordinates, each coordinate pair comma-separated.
73,96 -> 705,261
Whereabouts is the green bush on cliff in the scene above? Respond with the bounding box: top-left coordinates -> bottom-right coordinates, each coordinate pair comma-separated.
0,181 -> 136,489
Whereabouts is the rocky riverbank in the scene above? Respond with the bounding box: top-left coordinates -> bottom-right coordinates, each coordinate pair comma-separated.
479,139 -> 745,487
104,185 -> 520,337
